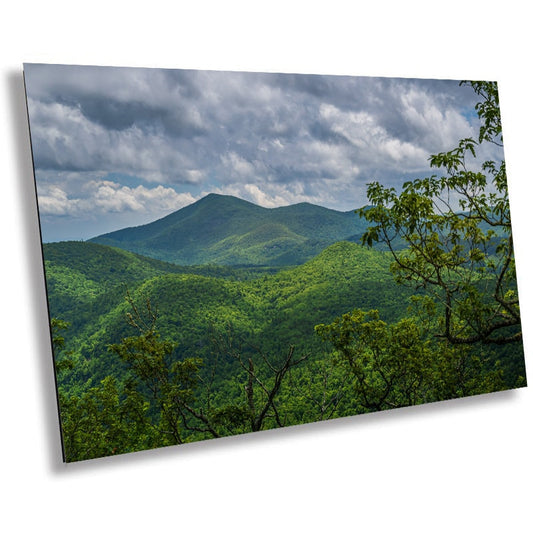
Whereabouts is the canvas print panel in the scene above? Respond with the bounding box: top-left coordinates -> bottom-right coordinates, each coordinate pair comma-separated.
24,64 -> 527,462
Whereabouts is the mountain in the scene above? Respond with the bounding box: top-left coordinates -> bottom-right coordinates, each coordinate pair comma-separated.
89,193 -> 368,265
42,240 -> 282,335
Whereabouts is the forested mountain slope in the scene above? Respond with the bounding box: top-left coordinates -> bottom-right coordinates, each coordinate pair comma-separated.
44,240 -> 412,390
89,193 -> 368,265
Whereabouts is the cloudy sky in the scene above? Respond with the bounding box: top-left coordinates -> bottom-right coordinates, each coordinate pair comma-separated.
24,64 -> 495,242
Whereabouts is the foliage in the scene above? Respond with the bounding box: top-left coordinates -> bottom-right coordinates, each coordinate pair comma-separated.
59,375 -> 154,462
209,325 -> 310,432
360,81 -> 520,346
55,294 -> 312,460
51,318 -> 75,374
316,304 -> 507,412
46,240 -> 412,394
310,81 -> 525,414
108,294 -> 219,445
53,317 -> 153,461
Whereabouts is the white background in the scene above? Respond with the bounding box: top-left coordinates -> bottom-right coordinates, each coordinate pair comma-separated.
1,1 -> 531,531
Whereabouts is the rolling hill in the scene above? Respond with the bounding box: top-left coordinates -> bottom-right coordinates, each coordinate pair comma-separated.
89,193 -> 368,265
44,239 -> 413,389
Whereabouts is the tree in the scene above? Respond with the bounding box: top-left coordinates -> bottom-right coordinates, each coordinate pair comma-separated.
209,323 -> 310,433
109,292 -> 220,446
284,355 -> 350,422
51,318 -> 75,373
52,317 -> 153,462
315,81 -> 520,413
360,81 -> 521,346
316,303 -> 506,412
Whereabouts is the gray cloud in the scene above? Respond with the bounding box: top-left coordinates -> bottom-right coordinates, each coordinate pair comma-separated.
24,64 -> 494,240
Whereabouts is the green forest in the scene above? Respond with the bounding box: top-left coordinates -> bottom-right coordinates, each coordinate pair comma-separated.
46,81 -> 527,462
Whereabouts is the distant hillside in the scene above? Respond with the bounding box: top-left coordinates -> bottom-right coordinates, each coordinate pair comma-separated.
89,193 -> 368,265
45,240 -> 412,390
42,241 -> 282,329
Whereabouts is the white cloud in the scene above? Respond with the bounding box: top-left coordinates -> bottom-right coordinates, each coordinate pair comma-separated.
319,103 -> 428,171
242,184 -> 287,208
220,152 -> 257,180
205,179 -> 364,212
300,139 -> 360,181
37,179 -> 197,218
37,185 -> 71,216
399,87 -> 473,149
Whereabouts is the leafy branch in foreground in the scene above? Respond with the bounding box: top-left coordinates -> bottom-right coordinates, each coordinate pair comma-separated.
53,316 -> 153,462
316,306 -> 506,412
109,291 -> 220,445
360,81 -> 520,345
209,324 -> 310,433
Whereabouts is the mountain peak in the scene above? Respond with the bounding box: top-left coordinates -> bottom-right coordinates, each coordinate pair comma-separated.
200,192 -> 253,203
90,194 -> 367,266
201,192 -> 227,201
